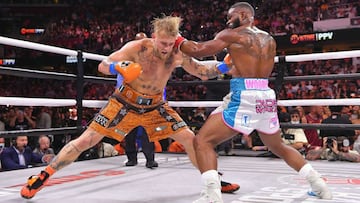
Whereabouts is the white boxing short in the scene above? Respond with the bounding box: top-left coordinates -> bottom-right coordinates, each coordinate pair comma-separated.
212,78 -> 280,135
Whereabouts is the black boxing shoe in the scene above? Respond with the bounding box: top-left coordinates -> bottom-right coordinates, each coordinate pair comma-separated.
125,160 -> 138,166
145,161 -> 158,169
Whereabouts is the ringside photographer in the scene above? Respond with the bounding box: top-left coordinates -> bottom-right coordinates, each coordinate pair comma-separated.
306,136 -> 360,162
306,105 -> 359,162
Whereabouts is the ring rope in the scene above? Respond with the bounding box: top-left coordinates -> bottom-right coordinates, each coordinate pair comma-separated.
0,97 -> 360,108
0,36 -> 105,61
0,127 -> 82,139
1,36 -> 360,63
0,66 -> 116,84
3,66 -> 360,87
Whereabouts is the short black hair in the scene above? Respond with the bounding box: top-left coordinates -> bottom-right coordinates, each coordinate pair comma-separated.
289,109 -> 300,116
329,105 -> 343,113
231,2 -> 255,16
278,112 -> 290,122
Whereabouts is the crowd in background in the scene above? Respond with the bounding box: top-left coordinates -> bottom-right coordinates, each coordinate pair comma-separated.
0,0 -> 360,170
1,0 -> 360,56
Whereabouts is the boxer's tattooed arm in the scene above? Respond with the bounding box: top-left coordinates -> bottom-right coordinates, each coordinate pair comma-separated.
182,54 -> 220,80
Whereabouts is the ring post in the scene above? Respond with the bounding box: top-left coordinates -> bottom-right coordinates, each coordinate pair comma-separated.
275,55 -> 286,98
76,50 -> 84,133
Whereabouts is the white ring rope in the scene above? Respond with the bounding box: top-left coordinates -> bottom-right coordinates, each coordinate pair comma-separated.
0,36 -> 360,108
0,36 -> 106,61
1,36 -> 360,63
286,50 -> 360,62
0,97 -> 360,108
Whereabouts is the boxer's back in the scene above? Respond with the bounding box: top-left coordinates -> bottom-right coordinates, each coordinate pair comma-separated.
229,27 -> 276,78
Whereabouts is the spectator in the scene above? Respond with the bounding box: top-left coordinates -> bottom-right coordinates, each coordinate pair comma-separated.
0,137 -> 4,152
35,107 -> 52,129
0,137 -> 5,170
33,135 -> 55,157
1,135 -> 53,171
7,109 -> 35,131
96,141 -> 119,158
303,106 -> 324,148
320,105 -> 356,141
306,136 -> 360,162
295,106 -> 306,123
281,109 -> 309,154
351,109 -> 360,154
53,107 -> 80,153
0,110 -> 5,132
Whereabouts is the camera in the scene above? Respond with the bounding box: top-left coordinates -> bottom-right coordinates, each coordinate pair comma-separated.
282,133 -> 295,140
326,136 -> 337,148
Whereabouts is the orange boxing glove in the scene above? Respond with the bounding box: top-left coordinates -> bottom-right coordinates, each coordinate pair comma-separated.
223,53 -> 232,66
109,61 -> 142,83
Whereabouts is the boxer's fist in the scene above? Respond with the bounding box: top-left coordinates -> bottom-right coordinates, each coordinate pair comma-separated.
110,61 -> 142,83
174,34 -> 187,50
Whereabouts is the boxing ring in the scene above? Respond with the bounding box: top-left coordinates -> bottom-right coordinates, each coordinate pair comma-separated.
0,36 -> 360,203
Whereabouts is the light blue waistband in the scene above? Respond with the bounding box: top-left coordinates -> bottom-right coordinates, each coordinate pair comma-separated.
230,78 -> 269,91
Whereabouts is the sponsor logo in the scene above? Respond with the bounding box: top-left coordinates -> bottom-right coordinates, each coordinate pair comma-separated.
241,114 -> 250,127
290,32 -> 334,44
125,90 -> 133,99
155,125 -> 167,132
256,99 -> 277,113
94,114 -> 109,127
115,129 -> 126,136
136,97 -> 153,105
269,116 -> 279,129
244,79 -> 268,89
172,121 -> 187,131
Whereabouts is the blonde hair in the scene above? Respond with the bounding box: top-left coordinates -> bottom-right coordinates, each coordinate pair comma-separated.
151,15 -> 182,37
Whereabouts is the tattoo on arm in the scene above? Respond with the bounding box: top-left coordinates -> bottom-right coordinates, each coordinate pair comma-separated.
306,149 -> 323,160
185,55 -> 220,79
196,64 -> 220,79
338,152 -> 360,162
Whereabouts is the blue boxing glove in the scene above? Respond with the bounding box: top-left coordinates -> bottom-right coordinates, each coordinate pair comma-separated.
216,53 -> 232,74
